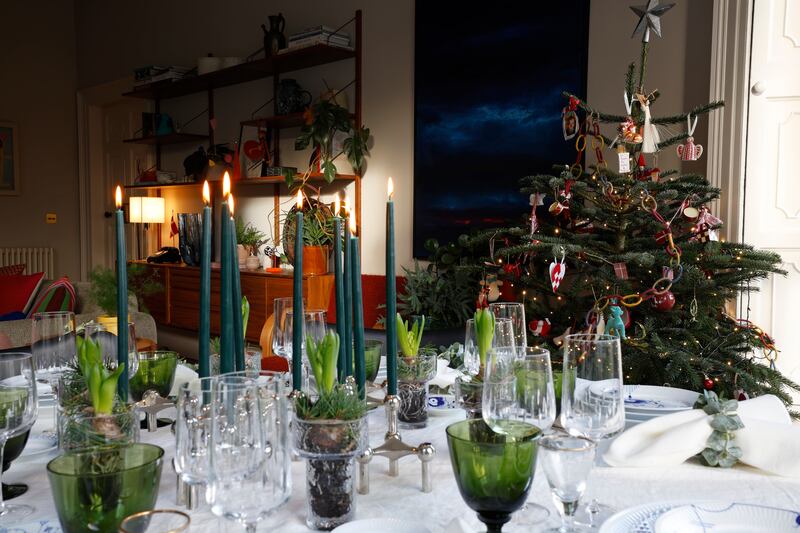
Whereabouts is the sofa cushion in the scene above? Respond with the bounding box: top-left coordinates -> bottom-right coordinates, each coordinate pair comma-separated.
0,272 -> 45,315
0,264 -> 25,276
0,311 -> 26,322
28,276 -> 76,317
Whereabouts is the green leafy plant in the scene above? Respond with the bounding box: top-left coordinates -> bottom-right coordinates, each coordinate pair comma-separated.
302,208 -> 335,247
88,264 -> 163,316
396,314 -> 425,357
398,260 -> 475,330
76,336 -> 125,415
283,99 -> 371,187
474,308 -> 496,373
695,390 -> 744,468
306,331 -> 340,395
235,216 -> 268,255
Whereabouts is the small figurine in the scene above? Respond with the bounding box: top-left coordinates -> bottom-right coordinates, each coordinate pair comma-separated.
606,302 -> 627,339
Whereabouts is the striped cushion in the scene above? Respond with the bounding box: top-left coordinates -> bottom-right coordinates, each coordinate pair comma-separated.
28,277 -> 76,316
0,264 -> 25,276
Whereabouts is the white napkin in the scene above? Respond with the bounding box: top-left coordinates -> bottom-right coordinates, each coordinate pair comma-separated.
429,359 -> 462,389
168,364 -> 199,397
605,394 -> 800,476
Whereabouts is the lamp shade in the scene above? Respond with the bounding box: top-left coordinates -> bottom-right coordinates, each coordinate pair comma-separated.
129,197 -> 165,224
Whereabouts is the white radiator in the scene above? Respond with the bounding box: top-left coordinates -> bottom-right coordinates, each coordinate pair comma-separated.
0,247 -> 55,278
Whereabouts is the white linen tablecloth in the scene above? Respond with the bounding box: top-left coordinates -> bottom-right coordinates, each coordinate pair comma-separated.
8,406 -> 800,532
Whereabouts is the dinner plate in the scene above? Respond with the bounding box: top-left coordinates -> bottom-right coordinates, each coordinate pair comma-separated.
20,430 -> 58,457
655,502 -> 800,532
332,518 -> 432,533
599,500 -> 693,532
623,385 -> 698,414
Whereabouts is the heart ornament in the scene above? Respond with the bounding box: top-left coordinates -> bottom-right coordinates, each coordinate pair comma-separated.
549,254 -> 566,293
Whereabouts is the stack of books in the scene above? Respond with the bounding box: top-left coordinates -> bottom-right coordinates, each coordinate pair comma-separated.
133,65 -> 192,87
286,25 -> 352,51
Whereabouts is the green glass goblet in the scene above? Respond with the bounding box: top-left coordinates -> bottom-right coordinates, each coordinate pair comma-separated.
446,419 -> 540,532
130,351 -> 179,401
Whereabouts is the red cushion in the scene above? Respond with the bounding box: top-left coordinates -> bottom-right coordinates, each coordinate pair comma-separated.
0,272 -> 45,315
28,276 -> 76,317
0,264 -> 25,276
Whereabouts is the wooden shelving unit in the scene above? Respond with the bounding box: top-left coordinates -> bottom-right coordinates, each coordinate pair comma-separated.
122,10 -> 364,247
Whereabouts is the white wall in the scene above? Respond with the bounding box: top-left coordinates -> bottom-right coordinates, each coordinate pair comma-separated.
0,0 -> 79,279
75,0 -> 712,274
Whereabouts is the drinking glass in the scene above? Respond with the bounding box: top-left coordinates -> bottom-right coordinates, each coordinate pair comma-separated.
0,353 -> 38,524
119,509 -> 191,533
31,311 -> 75,434
490,302 -> 527,350
271,297 -> 294,359
207,375 -> 287,532
83,321 -> 139,378
175,377 -> 214,490
560,334 -> 624,526
539,434 -> 597,533
285,309 -> 326,392
464,317 -> 515,375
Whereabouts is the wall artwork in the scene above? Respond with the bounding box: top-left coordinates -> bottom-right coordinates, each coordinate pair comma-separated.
413,1 -> 589,257
0,122 -> 20,195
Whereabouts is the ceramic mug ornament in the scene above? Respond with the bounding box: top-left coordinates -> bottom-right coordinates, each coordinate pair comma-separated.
677,136 -> 703,161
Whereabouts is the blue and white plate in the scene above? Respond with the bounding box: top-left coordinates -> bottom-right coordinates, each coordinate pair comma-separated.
623,385 -> 698,415
655,502 -> 800,532
600,500 -> 686,532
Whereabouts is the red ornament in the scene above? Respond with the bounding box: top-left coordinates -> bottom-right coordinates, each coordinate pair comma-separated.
703,378 -> 714,390
652,290 -> 676,311
529,319 -> 552,337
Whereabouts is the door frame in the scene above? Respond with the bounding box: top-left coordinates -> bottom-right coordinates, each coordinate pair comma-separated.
707,0 -> 753,245
76,77 -> 139,280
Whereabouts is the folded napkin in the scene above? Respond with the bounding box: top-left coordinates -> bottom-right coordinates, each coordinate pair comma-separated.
168,364 -> 199,397
429,359 -> 462,389
605,394 -> 800,476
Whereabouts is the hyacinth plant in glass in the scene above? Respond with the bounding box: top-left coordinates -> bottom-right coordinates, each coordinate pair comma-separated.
455,308 -> 496,419
395,314 -> 437,428
293,330 -> 368,530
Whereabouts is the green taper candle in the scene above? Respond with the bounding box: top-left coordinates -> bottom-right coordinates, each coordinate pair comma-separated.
229,194 -> 244,371
114,186 -> 129,401
198,181 -> 212,378
350,225 -> 366,399
386,178 -> 397,395
292,191 -> 304,391
343,206 -> 354,378
333,195 -> 346,381
219,173 -> 234,374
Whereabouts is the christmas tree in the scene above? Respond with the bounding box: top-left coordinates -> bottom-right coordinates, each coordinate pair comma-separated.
427,2 -> 800,409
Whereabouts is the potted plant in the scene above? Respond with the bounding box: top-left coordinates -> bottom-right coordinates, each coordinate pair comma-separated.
234,216 -> 267,270
454,308 -> 495,419
88,265 -> 162,331
395,314 -> 438,429
282,198 -> 334,275
293,330 -> 367,530
283,99 -> 370,188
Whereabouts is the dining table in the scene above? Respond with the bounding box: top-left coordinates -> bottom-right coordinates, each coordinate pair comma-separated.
8,398 -> 800,532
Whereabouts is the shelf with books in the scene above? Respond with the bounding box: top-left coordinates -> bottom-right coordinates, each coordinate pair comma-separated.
122,132 -> 208,146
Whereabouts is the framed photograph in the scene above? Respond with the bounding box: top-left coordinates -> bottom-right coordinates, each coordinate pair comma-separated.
0,122 -> 20,195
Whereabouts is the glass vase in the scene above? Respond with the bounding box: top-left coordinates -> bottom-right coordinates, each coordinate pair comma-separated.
58,408 -> 140,452
292,415 -> 368,530
397,351 -> 438,429
454,375 -> 483,419
46,443 -> 164,533
129,351 -> 178,402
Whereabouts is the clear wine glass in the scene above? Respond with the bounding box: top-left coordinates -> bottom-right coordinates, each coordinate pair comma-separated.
560,334 -> 625,527
83,321 -> 139,378
207,375 -> 288,532
271,297 -> 295,360
175,377 -> 214,489
31,311 -> 75,436
464,317 -> 515,375
285,309 -> 326,391
539,434 -> 597,533
490,302 -> 527,350
0,352 -> 38,525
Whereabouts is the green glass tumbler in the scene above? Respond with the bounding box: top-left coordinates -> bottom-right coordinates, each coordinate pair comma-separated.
364,340 -> 383,383
47,443 -> 164,533
446,419 -> 539,533
130,351 -> 179,401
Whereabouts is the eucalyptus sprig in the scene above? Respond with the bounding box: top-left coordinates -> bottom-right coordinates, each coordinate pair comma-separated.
696,390 -> 745,468
474,308 -> 496,371
306,330 -> 340,395
396,314 -> 425,357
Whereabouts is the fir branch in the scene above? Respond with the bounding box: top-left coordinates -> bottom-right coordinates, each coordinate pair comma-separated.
652,101 -> 725,125
561,91 -> 628,123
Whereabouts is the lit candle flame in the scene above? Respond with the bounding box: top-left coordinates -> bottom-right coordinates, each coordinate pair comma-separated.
343,195 -> 350,215
202,181 -> 211,206
115,186 -> 122,209
349,210 -> 357,235
222,172 -> 231,198
388,177 -> 394,200
334,193 -> 341,217
228,194 -> 235,217
296,190 -> 303,209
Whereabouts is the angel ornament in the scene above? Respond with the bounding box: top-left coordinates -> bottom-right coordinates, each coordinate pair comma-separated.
637,93 -> 660,154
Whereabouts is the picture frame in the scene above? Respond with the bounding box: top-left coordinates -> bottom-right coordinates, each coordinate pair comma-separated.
0,122 -> 20,195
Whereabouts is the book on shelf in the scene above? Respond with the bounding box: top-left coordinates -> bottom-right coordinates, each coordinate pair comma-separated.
133,65 -> 191,86
288,25 -> 341,40
286,35 -> 353,51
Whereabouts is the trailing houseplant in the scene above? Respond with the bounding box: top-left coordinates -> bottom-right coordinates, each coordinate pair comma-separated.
282,198 -> 335,275
292,330 -> 367,530
283,99 -> 370,188
395,314 -> 437,428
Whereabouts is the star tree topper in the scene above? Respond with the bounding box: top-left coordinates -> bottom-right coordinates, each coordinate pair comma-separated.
630,0 -> 675,42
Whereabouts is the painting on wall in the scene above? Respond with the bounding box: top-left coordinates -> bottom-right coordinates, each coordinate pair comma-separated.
413,1 -> 590,257
0,122 -> 20,195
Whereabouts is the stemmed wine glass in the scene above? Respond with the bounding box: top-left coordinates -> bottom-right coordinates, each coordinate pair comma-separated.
285,309 -> 327,392
489,302 -> 527,350
271,297 -> 295,360
463,317 -> 515,375
31,311 -> 76,436
560,334 -> 625,527
207,375 -> 289,532
0,353 -> 38,525
82,321 -> 139,379
539,434 -> 597,533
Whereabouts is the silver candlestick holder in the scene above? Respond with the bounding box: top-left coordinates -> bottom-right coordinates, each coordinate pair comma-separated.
357,394 -> 435,494
136,390 -> 176,432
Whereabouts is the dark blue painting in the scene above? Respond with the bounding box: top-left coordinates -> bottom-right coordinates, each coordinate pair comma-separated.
413,1 -> 590,257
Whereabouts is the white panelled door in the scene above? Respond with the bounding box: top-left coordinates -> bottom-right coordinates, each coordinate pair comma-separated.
744,0 -> 800,395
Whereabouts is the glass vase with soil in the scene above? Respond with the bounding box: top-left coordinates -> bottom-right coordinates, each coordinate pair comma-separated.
397,350 -> 438,429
